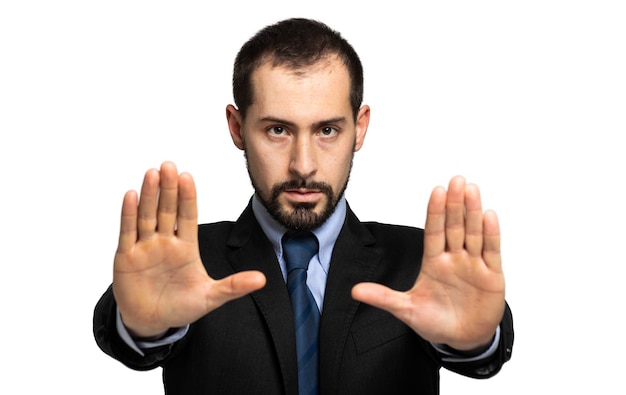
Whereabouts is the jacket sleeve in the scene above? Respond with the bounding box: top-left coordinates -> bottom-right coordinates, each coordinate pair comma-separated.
92,285 -> 176,371
438,301 -> 514,378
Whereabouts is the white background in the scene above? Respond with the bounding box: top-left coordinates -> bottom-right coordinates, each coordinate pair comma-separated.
1,1 -> 625,393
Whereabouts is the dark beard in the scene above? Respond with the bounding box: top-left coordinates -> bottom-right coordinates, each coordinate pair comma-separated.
244,150 -> 353,230
262,179 -> 340,231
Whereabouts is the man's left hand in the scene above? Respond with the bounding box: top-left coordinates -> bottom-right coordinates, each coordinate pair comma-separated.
352,176 -> 505,351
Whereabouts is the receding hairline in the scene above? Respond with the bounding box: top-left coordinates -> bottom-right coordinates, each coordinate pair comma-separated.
243,54 -> 354,119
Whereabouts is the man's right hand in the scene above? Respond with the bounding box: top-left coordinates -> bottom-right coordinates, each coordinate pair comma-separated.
112,161 -> 266,338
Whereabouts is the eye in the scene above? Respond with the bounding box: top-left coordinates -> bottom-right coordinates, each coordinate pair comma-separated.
319,126 -> 338,137
268,126 -> 286,136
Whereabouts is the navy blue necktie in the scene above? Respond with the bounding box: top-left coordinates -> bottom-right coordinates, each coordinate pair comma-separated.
282,230 -> 320,395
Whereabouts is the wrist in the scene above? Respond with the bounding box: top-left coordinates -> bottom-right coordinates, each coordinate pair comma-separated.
119,313 -> 170,339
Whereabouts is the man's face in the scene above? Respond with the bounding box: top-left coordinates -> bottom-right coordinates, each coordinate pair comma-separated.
227,56 -> 370,230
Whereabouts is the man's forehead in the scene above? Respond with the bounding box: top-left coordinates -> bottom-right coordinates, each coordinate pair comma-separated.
243,55 -> 353,123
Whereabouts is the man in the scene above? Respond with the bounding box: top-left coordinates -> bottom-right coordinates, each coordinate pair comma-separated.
94,18 -> 513,394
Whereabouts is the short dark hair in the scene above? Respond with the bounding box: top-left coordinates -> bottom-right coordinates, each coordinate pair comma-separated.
232,18 -> 364,120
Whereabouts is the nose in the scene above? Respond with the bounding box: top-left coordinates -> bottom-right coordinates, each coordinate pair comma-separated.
289,135 -> 317,180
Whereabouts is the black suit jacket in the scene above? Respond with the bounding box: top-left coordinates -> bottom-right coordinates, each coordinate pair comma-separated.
94,202 -> 514,394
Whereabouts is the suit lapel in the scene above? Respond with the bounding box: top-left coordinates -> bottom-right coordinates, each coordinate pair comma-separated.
225,204 -> 299,395
319,206 -> 382,394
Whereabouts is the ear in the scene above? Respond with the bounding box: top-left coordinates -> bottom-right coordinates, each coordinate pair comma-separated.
226,104 -> 245,150
353,105 -> 370,152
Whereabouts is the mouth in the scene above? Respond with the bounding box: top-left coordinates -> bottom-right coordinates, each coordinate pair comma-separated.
283,188 -> 323,203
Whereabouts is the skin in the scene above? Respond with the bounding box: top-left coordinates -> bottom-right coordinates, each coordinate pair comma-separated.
113,56 -> 505,351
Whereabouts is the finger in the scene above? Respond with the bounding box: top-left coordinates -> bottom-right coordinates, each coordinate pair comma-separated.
117,190 -> 138,253
137,168 -> 160,239
424,186 -> 446,258
445,176 -> 466,252
482,210 -> 502,271
176,172 -> 198,241
464,183 -> 484,257
351,282 -> 408,316
156,162 -> 179,235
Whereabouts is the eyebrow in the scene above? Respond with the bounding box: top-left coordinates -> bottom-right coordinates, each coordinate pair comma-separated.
259,116 -> 348,130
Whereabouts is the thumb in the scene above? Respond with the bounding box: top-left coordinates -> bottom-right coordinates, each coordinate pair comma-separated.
207,270 -> 267,309
351,282 -> 407,315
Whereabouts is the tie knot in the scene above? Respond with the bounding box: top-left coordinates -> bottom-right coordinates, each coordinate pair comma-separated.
282,230 -> 319,272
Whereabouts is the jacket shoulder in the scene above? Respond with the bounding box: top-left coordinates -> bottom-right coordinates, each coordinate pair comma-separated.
198,221 -> 236,239
360,221 -> 424,248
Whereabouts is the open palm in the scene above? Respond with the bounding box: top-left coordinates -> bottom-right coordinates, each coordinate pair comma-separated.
352,176 -> 505,351
113,162 -> 266,338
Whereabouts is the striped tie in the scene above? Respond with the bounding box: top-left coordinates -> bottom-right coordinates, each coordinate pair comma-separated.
282,230 -> 320,395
